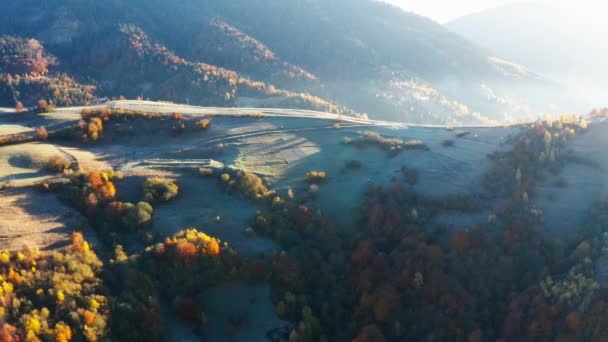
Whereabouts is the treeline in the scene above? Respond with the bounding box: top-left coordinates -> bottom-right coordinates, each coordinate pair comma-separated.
0,36 -> 97,107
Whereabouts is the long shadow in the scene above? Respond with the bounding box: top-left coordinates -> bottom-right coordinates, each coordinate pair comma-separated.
0,171 -> 46,182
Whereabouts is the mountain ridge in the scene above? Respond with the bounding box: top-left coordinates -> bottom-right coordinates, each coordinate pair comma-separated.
0,0 -> 579,124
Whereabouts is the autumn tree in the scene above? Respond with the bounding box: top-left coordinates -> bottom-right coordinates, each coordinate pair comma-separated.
98,181 -> 117,200
80,108 -> 93,120
196,119 -> 211,129
36,126 -> 49,140
37,99 -> 49,112
143,178 -> 179,203
47,155 -> 70,172
87,171 -> 103,189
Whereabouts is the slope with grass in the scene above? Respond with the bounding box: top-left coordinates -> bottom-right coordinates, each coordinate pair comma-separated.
3,101 -> 608,341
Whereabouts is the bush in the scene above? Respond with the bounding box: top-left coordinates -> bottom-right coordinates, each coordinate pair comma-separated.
198,167 -> 215,177
46,155 -> 71,172
77,109 -> 115,142
224,171 -> 272,201
80,108 -> 93,120
220,173 -> 231,182
343,131 -> 426,154
171,112 -> 185,121
53,170 -> 121,214
86,171 -> 118,201
305,171 -> 327,183
36,99 -> 49,112
143,177 -> 179,203
196,119 -> 211,129
403,140 -> 428,150
122,201 -> 154,230
36,126 -> 49,140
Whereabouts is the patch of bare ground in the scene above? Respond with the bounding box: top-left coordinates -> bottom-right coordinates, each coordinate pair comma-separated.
0,188 -> 84,251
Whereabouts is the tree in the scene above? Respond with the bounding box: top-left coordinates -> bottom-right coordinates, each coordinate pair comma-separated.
36,127 -> 48,140
143,178 -> 179,203
175,240 -> 198,259
47,155 -> 70,172
87,171 -> 103,189
98,181 -> 117,200
37,99 -> 49,112
80,108 -> 93,120
196,119 -> 211,129
121,202 -> 153,230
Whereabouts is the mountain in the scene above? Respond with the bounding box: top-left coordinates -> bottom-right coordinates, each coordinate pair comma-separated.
0,0 -> 578,124
447,0 -> 608,109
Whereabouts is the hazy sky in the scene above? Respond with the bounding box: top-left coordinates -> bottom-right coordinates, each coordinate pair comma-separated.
381,0 -> 523,22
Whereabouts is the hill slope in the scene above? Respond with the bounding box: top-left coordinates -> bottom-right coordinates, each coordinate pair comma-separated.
1,101 -> 607,341
0,0 -> 579,124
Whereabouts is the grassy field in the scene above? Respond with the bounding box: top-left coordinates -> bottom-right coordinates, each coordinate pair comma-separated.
1,101 -> 606,341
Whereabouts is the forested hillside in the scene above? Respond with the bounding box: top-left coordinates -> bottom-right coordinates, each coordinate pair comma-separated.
0,0 -> 577,124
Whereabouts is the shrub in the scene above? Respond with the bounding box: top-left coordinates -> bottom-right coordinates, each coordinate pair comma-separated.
225,171 -> 272,201
105,201 -> 126,219
36,126 -> 49,140
84,170 -> 119,203
77,109 -> 110,142
220,173 -> 231,182
87,170 -> 104,188
88,118 -> 103,141
175,240 -> 198,259
122,201 -> 154,230
196,119 -> 211,129
171,112 -> 185,121
305,171 -> 327,183
344,131 -> 425,154
80,108 -> 93,120
36,99 -> 49,112
403,139 -> 428,150
198,167 -> 215,177
98,181 -> 117,200
46,155 -> 71,172
98,108 -> 112,120
143,177 -> 179,203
